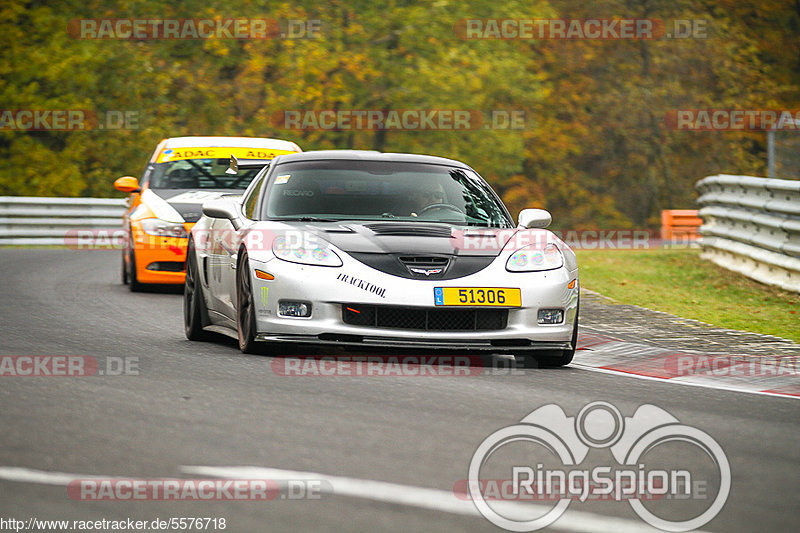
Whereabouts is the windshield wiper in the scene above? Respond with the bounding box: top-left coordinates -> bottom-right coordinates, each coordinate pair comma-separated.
463,221 -> 492,227
277,216 -> 340,222
436,218 -> 491,227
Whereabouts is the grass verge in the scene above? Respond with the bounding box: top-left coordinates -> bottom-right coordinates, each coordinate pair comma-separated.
575,248 -> 799,342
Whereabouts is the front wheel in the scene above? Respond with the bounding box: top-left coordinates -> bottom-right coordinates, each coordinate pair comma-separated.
121,251 -> 129,285
537,306 -> 579,368
184,239 -> 211,341
236,249 -> 261,354
128,249 -> 144,292
521,302 -> 579,368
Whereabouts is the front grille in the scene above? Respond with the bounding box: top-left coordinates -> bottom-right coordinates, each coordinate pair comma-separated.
342,304 -> 508,331
399,255 -> 450,277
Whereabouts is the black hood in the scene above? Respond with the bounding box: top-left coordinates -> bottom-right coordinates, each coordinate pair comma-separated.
151,188 -> 240,223
294,221 -> 519,280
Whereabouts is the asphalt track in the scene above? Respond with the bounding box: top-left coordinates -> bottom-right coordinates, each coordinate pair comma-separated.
0,249 -> 798,532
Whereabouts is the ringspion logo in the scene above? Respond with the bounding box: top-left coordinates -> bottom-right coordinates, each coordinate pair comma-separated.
468,401 -> 730,531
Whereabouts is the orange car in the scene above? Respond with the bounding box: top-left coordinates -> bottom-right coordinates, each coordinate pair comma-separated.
114,136 -> 302,291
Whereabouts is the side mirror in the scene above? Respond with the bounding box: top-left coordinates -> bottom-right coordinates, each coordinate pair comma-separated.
518,208 -> 552,229
202,198 -> 242,229
114,176 -> 140,193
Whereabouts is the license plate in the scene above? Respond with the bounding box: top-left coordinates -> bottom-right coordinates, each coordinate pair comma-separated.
433,287 -> 521,307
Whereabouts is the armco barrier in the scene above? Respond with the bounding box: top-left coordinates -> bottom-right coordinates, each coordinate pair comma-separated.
696,175 -> 800,292
0,196 -> 126,246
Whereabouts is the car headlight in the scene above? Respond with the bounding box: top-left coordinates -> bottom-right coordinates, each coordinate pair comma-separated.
140,218 -> 188,238
272,235 -> 342,267
506,243 -> 563,272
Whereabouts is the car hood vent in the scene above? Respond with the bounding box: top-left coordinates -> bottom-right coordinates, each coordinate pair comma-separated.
347,252 -> 494,280
399,256 -> 449,266
365,223 -> 453,238
320,225 -> 356,233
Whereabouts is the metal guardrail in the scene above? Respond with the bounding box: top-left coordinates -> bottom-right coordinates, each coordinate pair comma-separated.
0,196 -> 126,246
696,175 -> 800,292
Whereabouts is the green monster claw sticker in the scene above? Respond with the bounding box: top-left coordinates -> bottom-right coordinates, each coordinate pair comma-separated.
261,287 -> 269,308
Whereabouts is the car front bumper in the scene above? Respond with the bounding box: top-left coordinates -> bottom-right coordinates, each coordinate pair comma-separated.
130,223 -> 194,284
247,252 -> 579,352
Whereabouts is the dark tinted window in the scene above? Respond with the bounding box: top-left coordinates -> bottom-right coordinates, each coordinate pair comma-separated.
263,160 -> 513,227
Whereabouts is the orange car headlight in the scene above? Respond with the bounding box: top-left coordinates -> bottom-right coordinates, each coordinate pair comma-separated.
140,218 -> 188,238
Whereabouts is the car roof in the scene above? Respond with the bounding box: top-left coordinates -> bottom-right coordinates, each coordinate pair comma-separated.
161,136 -> 301,151
148,136 -> 302,164
272,150 -> 474,169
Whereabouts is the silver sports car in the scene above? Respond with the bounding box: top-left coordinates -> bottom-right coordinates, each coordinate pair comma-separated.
184,151 -> 579,367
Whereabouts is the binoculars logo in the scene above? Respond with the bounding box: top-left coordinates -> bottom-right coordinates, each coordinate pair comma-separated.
468,401 -> 730,532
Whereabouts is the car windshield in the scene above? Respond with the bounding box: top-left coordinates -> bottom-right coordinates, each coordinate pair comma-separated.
149,158 -> 263,189
263,160 -> 514,227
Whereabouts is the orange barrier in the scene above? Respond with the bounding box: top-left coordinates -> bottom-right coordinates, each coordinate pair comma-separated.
661,209 -> 701,241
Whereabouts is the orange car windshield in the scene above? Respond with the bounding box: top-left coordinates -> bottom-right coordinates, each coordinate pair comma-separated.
149,158 -> 262,190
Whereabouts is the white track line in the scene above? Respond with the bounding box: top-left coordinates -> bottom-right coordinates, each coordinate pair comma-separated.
0,465 -> 714,532
181,465 -> 690,533
0,466 -> 105,485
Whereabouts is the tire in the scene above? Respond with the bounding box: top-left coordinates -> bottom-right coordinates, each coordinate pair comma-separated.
128,248 -> 144,292
236,248 -> 261,354
184,239 -> 212,341
121,251 -> 129,285
538,302 -> 580,368
521,300 -> 580,369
